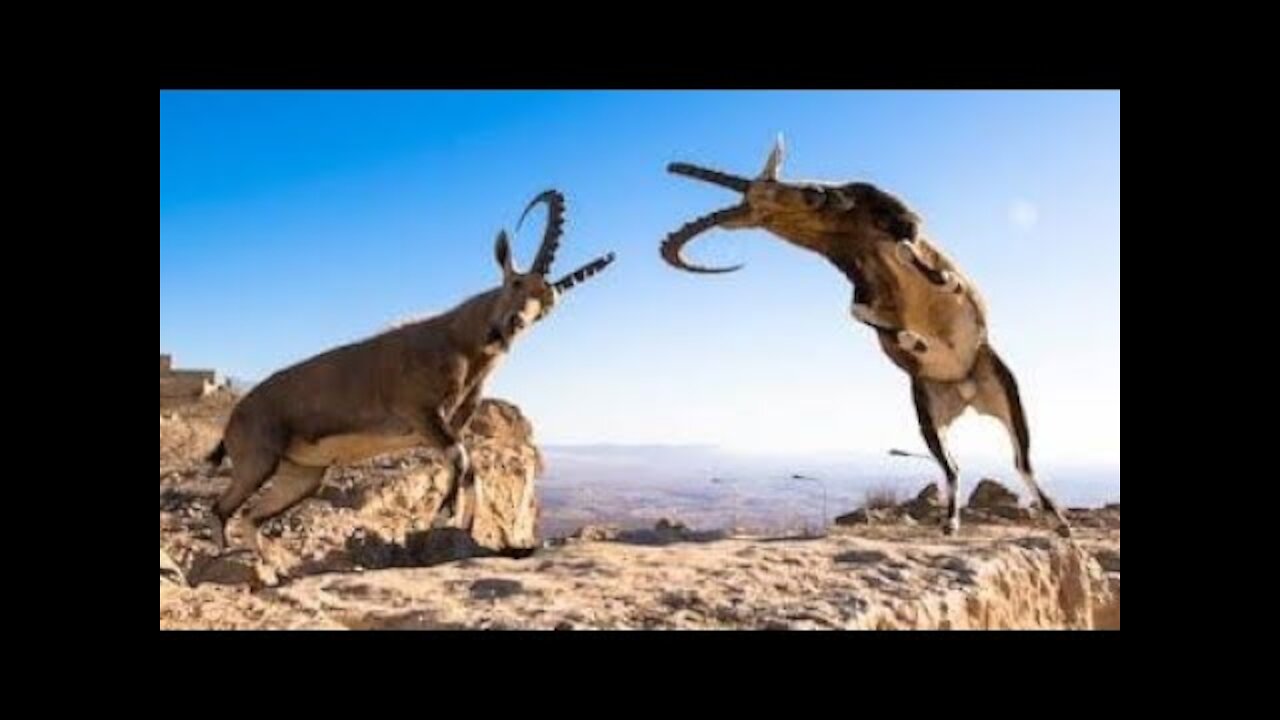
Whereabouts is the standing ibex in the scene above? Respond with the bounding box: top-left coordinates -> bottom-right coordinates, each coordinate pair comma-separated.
661,137 -> 1071,538
205,190 -> 616,560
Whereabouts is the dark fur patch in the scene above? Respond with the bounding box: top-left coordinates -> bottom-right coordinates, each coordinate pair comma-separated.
907,254 -> 949,287
911,380 -> 958,488
841,182 -> 920,241
985,349 -> 1033,475
205,440 -> 227,466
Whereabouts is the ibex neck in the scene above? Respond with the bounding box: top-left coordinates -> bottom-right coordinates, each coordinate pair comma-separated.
767,227 -> 864,277
825,246 -> 869,286
444,287 -> 504,355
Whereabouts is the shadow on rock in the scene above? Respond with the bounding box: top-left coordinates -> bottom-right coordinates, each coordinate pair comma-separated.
345,527 -> 537,569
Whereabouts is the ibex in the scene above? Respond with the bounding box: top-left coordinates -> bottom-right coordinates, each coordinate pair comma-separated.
204,190 -> 616,560
661,137 -> 1071,538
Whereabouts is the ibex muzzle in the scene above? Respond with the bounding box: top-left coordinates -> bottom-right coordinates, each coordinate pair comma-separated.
204,190 -> 616,569
661,137 -> 1071,539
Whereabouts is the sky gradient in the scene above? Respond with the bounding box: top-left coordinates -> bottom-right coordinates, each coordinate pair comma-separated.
160,90 -> 1119,464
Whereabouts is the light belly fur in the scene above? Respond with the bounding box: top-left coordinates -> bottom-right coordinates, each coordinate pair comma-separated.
286,432 -> 427,467
879,248 -> 985,381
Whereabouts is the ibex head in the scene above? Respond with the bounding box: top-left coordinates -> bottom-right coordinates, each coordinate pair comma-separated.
661,135 -> 922,273
486,190 -> 616,350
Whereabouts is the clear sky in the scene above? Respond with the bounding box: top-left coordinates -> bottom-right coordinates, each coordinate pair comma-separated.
160,90 -> 1119,464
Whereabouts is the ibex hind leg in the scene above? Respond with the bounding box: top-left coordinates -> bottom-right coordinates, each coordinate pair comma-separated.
971,346 -> 1072,538
241,461 -> 326,575
911,379 -> 967,535
209,446 -> 281,555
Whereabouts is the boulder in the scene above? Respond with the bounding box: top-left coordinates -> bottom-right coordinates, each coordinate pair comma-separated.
900,484 -> 943,520
968,479 -> 1020,509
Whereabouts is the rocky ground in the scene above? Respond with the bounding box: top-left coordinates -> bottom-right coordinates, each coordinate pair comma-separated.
160,394 -> 1119,630
160,392 -> 542,586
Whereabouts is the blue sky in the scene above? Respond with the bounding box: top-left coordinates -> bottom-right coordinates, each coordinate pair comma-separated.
160,91 -> 1119,464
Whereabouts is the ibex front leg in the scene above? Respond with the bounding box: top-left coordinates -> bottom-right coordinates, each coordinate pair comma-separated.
850,287 -> 932,356
911,379 -> 968,535
849,284 -> 898,331
894,241 -> 964,294
401,362 -> 477,532
427,408 -> 475,531
439,384 -> 484,531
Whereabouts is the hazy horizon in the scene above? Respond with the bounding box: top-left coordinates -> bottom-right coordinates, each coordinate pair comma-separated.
534,443 -> 1118,536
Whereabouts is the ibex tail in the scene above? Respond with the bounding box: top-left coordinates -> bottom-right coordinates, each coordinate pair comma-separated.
205,440 -> 227,467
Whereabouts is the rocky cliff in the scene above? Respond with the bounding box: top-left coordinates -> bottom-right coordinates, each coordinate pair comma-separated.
160,393 -> 1118,630
160,394 -> 544,588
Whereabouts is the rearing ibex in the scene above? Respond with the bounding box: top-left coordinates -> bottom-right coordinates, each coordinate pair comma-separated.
205,190 -> 616,560
661,137 -> 1071,538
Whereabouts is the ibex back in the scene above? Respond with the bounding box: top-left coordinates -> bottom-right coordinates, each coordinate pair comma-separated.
661,137 -> 1071,538
205,190 -> 616,562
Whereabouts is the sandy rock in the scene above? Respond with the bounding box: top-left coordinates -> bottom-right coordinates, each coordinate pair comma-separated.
615,520 -> 724,546
160,548 -> 187,586
187,551 -> 274,589
569,524 -> 622,543
163,533 -> 1118,630
968,479 -> 1020,509
900,484 -> 943,520
1092,547 -> 1120,573
963,506 -> 1034,523
835,508 -> 871,526
162,389 -> 1119,630
1066,506 -> 1121,530
835,507 -> 901,526
162,396 -> 544,587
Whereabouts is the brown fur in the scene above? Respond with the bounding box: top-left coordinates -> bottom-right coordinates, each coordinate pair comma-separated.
663,140 -> 1070,537
205,192 -> 615,564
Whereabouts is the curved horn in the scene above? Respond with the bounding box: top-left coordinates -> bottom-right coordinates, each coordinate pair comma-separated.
553,252 -> 617,292
518,189 -> 566,276
660,205 -> 751,274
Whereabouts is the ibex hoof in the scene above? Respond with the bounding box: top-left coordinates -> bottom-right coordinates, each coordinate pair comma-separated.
254,562 -> 282,589
449,505 -> 475,531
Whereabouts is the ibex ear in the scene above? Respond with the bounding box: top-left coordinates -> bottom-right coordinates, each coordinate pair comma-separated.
495,230 -> 516,278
